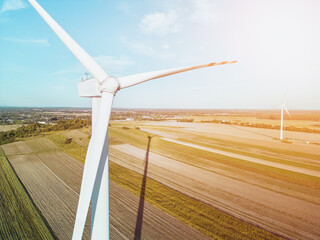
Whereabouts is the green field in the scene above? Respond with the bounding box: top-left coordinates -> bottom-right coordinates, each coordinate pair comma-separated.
0,148 -> 55,240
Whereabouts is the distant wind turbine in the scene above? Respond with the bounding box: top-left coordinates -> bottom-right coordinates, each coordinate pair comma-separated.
279,93 -> 291,140
27,0 -> 237,239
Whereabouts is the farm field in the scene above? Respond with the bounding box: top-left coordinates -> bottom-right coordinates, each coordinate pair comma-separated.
107,121 -> 320,240
137,120 -> 320,144
44,120 -> 320,239
1,137 -> 212,239
0,148 -> 54,240
1,117 -> 319,239
48,131 -> 285,239
6,152 -> 89,240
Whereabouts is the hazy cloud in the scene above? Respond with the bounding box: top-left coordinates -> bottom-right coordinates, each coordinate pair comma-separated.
56,55 -> 135,76
117,2 -> 131,13
139,10 -> 179,35
94,55 -> 135,73
190,0 -> 217,25
0,0 -> 27,13
3,37 -> 50,46
121,38 -> 175,59
161,44 -> 170,50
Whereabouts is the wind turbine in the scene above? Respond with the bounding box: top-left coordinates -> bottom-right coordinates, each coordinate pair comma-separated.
279,93 -> 291,140
27,0 -> 237,239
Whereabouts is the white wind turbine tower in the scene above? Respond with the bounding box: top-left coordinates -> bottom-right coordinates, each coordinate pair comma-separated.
28,0 -> 237,239
279,93 -> 291,140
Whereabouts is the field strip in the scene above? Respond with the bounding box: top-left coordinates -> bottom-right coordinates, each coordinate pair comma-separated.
0,149 -> 55,240
109,181 -> 210,240
3,138 -> 210,239
25,138 -> 58,152
37,151 -> 83,193
30,153 -> 205,239
175,137 -> 320,171
140,126 -> 320,163
1,141 -> 33,155
110,144 -> 320,240
34,154 -> 79,197
139,121 -> 320,143
7,154 -> 90,240
162,138 -> 320,177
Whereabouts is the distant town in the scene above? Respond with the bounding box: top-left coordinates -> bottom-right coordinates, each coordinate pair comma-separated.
1,107 -> 320,135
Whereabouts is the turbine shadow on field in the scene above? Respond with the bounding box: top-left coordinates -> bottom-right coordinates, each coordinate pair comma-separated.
134,135 -> 152,240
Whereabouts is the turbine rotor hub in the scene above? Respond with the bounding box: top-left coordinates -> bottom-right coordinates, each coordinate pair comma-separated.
99,76 -> 120,95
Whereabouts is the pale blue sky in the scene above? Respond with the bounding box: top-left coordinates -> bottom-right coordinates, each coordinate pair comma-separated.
0,0 -> 319,109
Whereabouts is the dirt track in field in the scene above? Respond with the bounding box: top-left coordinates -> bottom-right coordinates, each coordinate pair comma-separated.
140,121 -> 320,150
162,138 -> 320,177
3,140 -> 209,240
110,143 -> 320,240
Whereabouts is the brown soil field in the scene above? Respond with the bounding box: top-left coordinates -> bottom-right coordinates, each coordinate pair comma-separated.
139,125 -> 320,168
1,141 -> 33,155
58,124 -> 320,239
37,151 -> 84,193
25,138 -> 58,152
3,121 -> 319,239
161,138 -> 320,177
110,142 -> 320,240
138,121 -> 320,151
4,139 -> 209,240
7,154 -> 89,240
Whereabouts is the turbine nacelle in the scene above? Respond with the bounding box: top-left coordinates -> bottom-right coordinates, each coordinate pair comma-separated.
78,76 -> 120,97
78,78 -> 100,98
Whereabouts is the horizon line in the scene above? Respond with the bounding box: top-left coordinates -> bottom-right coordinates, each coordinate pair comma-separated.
1,106 -> 320,111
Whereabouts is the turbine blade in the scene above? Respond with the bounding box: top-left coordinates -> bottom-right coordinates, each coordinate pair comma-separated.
118,61 -> 237,89
284,105 -> 291,118
72,92 -> 114,240
28,0 -> 109,83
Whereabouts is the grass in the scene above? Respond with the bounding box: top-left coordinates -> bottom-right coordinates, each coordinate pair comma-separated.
0,148 -> 55,240
47,133 -> 87,163
47,129 -> 284,239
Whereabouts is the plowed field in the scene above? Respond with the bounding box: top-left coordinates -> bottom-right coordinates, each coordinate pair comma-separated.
3,138 -> 209,239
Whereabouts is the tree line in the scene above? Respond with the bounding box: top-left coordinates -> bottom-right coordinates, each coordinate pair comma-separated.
200,119 -> 320,134
0,118 -> 91,145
